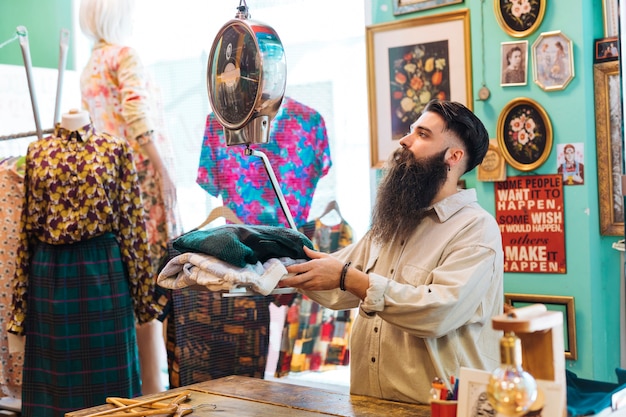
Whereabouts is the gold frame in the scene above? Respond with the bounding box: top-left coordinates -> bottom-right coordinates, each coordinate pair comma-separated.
496,97 -> 553,172
531,31 -> 575,91
494,0 -> 545,38
504,293 -> 577,360
366,9 -> 472,168
594,60 -> 623,236
392,0 -> 463,15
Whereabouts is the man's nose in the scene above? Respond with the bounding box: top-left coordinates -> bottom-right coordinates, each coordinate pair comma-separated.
399,133 -> 411,148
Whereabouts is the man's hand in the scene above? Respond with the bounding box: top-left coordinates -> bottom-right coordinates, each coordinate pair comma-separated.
281,246 -> 344,291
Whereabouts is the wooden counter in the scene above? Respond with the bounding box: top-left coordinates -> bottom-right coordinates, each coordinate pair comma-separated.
66,375 -> 431,417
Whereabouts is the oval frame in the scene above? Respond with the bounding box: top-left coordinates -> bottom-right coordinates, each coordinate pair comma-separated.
496,97 -> 552,171
494,0 -> 546,38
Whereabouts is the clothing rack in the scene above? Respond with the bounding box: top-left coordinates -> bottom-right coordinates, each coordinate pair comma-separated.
0,128 -> 54,142
0,26 -> 69,143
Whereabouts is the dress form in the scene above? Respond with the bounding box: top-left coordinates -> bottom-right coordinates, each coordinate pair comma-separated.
61,109 -> 90,131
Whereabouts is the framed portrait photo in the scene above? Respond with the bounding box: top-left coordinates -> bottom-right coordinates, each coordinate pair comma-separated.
496,97 -> 552,172
500,40 -> 528,86
366,9 -> 472,168
494,0 -> 546,38
594,36 -> 619,63
532,31 -> 575,91
392,0 -> 463,16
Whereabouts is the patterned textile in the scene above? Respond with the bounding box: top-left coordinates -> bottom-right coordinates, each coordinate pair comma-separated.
159,244 -> 270,388
196,96 -> 332,228
80,40 -> 181,275
8,125 -> 161,336
0,158 -> 25,397
275,217 -> 355,377
21,233 -> 140,417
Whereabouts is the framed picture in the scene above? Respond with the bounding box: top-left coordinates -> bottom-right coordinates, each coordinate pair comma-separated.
594,36 -> 619,63
504,293 -> 577,360
496,97 -> 552,172
477,139 -> 506,182
494,0 -> 546,38
500,40 -> 528,86
531,31 -> 575,91
594,61 -> 623,236
392,0 -> 463,16
457,367 -> 566,417
366,9 -> 472,168
603,0 -> 619,36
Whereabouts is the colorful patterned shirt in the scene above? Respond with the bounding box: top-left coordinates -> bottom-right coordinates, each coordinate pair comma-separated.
8,124 -> 160,335
196,97 -> 332,228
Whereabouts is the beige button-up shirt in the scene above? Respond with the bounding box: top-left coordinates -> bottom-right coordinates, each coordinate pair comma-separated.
304,189 -> 504,404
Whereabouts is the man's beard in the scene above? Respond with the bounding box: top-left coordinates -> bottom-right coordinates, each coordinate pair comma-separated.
369,147 -> 449,244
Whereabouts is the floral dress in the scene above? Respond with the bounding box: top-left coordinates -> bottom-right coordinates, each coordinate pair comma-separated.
80,40 -> 180,274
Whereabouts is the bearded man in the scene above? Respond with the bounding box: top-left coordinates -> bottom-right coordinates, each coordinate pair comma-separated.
281,99 -> 504,404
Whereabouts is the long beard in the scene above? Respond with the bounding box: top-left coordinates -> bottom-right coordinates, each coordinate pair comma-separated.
369,147 -> 449,244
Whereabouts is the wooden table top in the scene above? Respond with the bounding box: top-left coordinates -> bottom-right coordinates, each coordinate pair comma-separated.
66,375 -> 431,417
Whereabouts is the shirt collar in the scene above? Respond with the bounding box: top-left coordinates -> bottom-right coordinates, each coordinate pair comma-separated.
430,189 -> 478,222
54,123 -> 96,143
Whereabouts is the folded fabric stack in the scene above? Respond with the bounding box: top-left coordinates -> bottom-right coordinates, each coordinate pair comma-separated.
158,225 -> 314,296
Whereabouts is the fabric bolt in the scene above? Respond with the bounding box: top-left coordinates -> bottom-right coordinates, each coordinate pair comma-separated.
81,40 -> 181,274
196,96 -> 332,228
172,225 -> 314,268
0,158 -> 25,397
303,189 -> 504,404
158,252 -> 292,296
20,233 -> 140,417
566,369 -> 626,416
8,124 -> 161,337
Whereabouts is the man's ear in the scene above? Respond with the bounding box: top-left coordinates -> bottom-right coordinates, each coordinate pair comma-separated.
446,147 -> 465,170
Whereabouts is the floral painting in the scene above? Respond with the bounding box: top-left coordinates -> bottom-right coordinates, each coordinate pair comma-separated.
366,9 -> 471,167
497,98 -> 552,171
496,0 -> 545,37
504,105 -> 544,164
388,40 -> 449,140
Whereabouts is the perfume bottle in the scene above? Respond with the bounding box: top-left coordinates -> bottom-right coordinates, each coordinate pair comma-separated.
487,331 -> 537,415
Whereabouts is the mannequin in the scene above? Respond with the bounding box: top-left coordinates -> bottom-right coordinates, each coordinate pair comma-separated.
60,109 -> 90,131
8,120 -> 159,416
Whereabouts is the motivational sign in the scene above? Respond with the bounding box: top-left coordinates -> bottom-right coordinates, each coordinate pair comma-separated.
495,174 -> 566,273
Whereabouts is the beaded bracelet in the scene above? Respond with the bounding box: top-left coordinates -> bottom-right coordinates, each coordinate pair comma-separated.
339,261 -> 352,291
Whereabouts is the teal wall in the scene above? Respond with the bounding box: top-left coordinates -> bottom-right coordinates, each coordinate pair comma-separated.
0,0 -> 74,69
370,0 -> 622,383
2,0 -> 622,385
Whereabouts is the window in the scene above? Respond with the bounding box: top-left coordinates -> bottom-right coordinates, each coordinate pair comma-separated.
77,0 -> 371,237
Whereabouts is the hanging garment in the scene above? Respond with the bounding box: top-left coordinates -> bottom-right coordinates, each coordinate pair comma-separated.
0,157 -> 25,398
275,208 -> 355,377
9,125 -> 158,417
196,96 -> 332,228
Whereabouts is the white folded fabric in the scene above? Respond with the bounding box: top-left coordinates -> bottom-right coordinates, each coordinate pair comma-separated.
158,252 -> 293,296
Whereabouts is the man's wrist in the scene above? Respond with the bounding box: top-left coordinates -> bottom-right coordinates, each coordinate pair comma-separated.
339,261 -> 352,291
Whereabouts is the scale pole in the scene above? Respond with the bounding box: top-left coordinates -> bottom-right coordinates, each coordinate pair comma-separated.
246,147 -> 297,230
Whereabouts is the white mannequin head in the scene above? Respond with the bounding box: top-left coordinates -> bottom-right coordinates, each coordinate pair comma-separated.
61,109 -> 90,131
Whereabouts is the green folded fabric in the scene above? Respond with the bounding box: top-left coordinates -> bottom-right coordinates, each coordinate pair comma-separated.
173,225 -> 314,267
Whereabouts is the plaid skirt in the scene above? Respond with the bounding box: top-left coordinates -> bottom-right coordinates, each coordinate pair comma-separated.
21,233 -> 140,417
